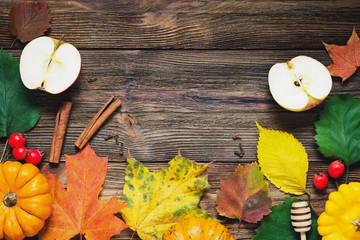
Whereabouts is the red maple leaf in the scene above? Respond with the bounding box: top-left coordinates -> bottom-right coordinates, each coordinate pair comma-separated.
323,27 -> 360,82
8,0 -> 52,46
39,145 -> 128,240
216,162 -> 272,223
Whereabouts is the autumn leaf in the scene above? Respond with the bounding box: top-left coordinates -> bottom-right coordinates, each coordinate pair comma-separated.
216,162 -> 272,223
120,152 -> 213,240
256,122 -> 308,195
254,197 -> 321,240
9,0 -> 52,46
323,27 -> 360,82
39,144 -> 128,240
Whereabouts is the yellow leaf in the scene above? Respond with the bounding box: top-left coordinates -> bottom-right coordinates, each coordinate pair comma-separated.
120,153 -> 213,240
256,122 -> 308,195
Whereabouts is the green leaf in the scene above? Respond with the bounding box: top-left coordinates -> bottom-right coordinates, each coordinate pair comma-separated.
120,152 -> 213,240
0,50 -> 40,137
315,94 -> 360,167
253,197 -> 321,240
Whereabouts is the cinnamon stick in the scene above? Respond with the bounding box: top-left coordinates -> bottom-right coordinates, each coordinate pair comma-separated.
49,101 -> 73,163
75,96 -> 122,149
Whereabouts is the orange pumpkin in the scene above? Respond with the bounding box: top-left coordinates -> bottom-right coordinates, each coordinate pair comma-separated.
163,217 -> 235,240
0,161 -> 53,240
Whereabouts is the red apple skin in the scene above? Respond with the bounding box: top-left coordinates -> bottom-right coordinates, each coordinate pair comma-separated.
302,96 -> 323,111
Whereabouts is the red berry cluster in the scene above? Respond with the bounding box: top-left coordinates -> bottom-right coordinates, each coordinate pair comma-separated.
8,133 -> 43,165
313,160 -> 345,190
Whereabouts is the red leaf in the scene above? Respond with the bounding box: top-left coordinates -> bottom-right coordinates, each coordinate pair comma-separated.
216,162 -> 272,223
323,27 -> 360,82
39,144 -> 128,240
9,0 -> 52,43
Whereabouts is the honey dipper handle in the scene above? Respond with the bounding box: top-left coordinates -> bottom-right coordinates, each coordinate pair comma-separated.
300,232 -> 306,240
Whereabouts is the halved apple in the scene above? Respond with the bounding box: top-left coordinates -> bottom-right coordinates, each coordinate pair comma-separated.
20,36 -> 81,94
268,55 -> 332,112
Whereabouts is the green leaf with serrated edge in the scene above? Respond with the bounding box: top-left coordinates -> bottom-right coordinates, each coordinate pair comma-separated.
0,50 -> 40,137
315,94 -> 360,167
120,153 -> 213,240
253,197 -> 321,240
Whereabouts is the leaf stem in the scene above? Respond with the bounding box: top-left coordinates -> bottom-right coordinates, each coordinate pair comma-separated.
345,166 -> 350,184
130,231 -> 135,240
0,139 -> 8,163
10,38 -> 17,48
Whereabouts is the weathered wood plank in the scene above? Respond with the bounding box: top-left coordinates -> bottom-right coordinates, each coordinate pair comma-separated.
7,49 -> 360,94
2,49 -> 358,164
1,1 -> 359,239
0,1 -> 359,50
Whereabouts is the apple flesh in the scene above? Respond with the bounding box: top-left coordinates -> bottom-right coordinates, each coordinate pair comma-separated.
268,55 -> 332,112
20,36 -> 81,94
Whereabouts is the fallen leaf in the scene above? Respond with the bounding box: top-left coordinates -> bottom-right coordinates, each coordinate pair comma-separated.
323,27 -> 360,82
0,49 -> 40,137
9,1 -> 52,45
216,162 -> 272,223
120,151 -> 213,240
315,94 -> 360,167
39,144 -> 128,240
256,122 -> 308,195
254,197 -> 321,240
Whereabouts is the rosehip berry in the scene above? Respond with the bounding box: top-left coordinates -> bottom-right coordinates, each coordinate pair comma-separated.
328,160 -> 345,179
12,146 -> 28,160
313,172 -> 328,190
8,133 -> 26,148
25,149 -> 42,165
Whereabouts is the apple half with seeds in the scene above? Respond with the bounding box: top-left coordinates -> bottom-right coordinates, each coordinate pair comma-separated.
20,36 -> 81,94
268,55 -> 332,112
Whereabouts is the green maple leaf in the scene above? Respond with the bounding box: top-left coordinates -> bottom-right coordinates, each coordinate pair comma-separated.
253,197 -> 321,240
315,94 -> 360,167
0,50 -> 40,137
120,152 -> 213,240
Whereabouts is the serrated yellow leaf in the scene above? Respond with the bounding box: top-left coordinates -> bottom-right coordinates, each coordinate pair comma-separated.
256,122 -> 308,195
120,153 -> 213,240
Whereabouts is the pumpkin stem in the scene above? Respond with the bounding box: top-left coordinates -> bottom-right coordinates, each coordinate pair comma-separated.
3,192 -> 17,207
353,216 -> 360,231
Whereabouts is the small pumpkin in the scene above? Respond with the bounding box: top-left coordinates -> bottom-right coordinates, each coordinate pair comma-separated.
0,161 -> 53,240
318,182 -> 360,240
162,217 -> 235,240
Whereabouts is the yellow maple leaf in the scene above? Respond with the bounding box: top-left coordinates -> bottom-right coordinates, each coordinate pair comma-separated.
120,152 -> 213,240
256,122 -> 308,195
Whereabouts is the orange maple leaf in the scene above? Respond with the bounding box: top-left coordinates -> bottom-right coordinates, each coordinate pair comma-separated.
323,27 -> 360,82
39,144 -> 128,240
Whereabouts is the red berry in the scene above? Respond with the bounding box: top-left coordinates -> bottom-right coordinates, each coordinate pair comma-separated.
8,133 -> 26,148
328,160 -> 345,179
25,149 -> 42,165
313,172 -> 328,190
12,146 -> 28,160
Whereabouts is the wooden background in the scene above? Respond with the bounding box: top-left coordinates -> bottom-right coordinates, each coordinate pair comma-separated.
1,0 -> 360,239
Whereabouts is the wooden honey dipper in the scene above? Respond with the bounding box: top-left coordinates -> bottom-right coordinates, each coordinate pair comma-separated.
290,201 -> 312,240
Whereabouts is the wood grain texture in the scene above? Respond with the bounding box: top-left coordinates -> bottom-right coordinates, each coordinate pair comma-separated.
1,0 -> 360,239
0,1 -> 360,49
